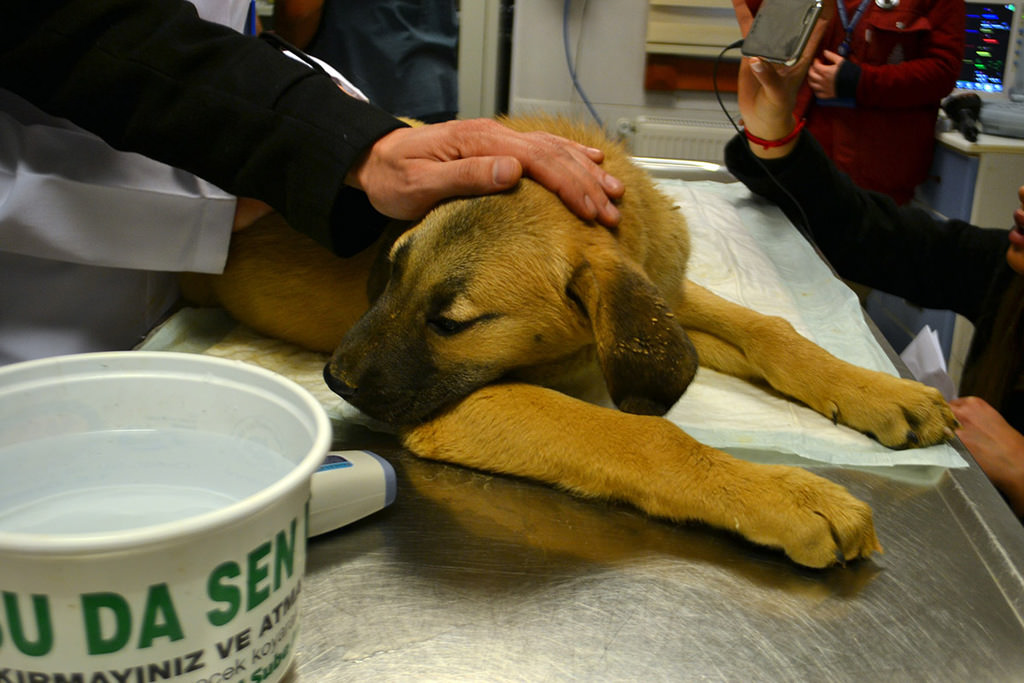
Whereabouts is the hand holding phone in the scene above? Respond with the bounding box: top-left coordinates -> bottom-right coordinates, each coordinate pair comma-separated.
730,0 -> 831,157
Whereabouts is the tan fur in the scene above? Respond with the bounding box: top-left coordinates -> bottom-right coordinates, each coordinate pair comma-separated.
183,115 -> 957,568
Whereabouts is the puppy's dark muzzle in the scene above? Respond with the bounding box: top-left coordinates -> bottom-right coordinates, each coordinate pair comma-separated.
323,364 -> 356,399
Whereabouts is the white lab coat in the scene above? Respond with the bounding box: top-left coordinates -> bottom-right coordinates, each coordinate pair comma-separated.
0,0 -> 247,364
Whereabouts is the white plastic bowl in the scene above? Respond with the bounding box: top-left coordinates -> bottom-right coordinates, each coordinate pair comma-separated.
0,352 -> 330,682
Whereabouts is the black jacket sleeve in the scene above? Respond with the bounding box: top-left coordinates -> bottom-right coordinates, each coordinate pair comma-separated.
0,0 -> 406,255
724,132 -> 1010,323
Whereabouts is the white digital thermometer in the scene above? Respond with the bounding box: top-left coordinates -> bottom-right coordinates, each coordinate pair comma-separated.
308,450 -> 396,536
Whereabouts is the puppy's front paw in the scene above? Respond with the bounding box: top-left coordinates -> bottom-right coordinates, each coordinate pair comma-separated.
828,372 -> 956,449
747,467 -> 882,568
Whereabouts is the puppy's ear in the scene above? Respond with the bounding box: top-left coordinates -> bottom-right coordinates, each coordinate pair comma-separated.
568,258 -> 698,415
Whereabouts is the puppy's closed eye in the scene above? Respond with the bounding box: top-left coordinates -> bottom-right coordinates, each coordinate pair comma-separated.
428,316 -> 472,336
427,314 -> 499,337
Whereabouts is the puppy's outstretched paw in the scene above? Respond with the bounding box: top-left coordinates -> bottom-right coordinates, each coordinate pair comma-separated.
826,372 -> 957,450
747,467 -> 882,569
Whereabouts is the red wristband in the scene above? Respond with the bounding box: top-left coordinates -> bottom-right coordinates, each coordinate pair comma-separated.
744,118 -> 806,149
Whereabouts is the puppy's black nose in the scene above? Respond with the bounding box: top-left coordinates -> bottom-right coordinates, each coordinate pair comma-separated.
323,364 -> 356,398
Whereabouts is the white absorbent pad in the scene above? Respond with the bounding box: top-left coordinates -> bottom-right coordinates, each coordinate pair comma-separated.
660,179 -> 964,469
145,179 -> 966,470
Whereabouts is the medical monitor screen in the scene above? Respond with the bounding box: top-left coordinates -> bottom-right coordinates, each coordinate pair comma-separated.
958,3 -> 1015,93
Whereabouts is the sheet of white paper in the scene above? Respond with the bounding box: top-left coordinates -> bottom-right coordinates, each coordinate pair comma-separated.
900,325 -> 958,401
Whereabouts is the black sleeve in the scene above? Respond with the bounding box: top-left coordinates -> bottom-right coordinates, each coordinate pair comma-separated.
0,0 -> 406,254
724,132 -> 1009,322
835,60 -> 861,101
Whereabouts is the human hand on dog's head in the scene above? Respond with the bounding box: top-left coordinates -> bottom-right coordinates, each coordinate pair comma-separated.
345,118 -> 625,227
732,0 -> 834,158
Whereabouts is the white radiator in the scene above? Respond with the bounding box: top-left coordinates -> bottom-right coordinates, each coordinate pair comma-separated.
626,116 -> 736,164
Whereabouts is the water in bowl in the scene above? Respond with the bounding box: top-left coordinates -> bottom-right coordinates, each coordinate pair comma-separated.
0,429 -> 295,534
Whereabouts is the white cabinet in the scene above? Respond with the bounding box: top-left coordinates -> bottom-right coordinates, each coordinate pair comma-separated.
919,131 -> 1024,230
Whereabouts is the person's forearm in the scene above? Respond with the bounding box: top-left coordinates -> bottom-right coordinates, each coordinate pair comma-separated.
1,0 -> 404,249
724,132 -> 821,215
741,124 -> 800,160
0,91 -> 235,272
725,130 -> 1008,319
735,60 -> 802,160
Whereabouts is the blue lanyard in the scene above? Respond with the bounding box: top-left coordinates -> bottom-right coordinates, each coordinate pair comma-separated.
836,0 -> 874,56
245,0 -> 258,36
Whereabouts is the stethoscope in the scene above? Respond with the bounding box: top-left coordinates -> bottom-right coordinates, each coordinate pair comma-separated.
838,0 -> 900,55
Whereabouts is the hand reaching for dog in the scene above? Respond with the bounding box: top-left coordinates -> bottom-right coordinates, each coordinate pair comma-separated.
346,118 -> 625,227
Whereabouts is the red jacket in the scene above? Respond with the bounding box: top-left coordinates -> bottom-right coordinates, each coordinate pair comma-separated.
749,0 -> 965,203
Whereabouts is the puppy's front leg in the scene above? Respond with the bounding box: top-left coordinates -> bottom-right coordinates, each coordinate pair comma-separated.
677,282 -> 957,449
401,383 -> 881,568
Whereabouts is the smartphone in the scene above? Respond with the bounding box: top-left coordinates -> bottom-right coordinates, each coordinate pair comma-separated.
740,0 -> 823,66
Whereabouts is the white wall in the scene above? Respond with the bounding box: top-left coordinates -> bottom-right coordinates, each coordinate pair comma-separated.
458,0 -> 506,118
508,0 -> 739,133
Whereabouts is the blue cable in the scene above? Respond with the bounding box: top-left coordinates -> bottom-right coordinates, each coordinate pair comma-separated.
562,0 -> 604,128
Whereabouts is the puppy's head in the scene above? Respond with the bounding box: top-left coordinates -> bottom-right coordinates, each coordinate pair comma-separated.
324,182 -> 697,425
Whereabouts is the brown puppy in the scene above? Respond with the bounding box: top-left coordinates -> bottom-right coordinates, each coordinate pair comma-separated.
183,115 -> 957,568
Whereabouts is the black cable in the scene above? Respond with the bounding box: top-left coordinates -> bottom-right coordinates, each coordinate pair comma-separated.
712,40 -> 813,242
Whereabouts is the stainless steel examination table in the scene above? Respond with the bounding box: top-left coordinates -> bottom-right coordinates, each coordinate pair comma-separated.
159,161 -> 1024,681
285,382 -> 1024,682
